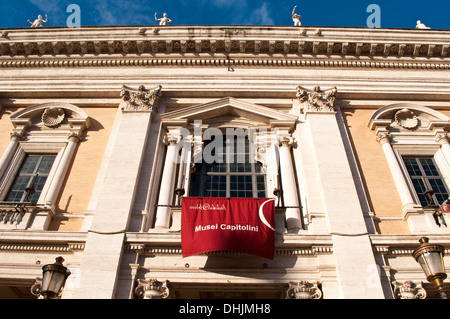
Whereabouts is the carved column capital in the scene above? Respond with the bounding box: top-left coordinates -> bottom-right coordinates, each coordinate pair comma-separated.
296,85 -> 338,113
135,278 -> 170,299
163,133 -> 182,146
120,84 -> 162,112
286,281 -> 322,299
435,133 -> 449,145
376,132 -> 391,144
278,135 -> 295,147
67,132 -> 82,142
393,281 -> 427,299
9,131 -> 23,141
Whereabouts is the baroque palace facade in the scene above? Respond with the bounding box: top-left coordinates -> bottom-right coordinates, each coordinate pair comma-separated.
0,24 -> 449,299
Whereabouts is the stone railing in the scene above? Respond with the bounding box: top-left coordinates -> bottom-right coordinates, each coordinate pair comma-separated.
0,202 -> 52,230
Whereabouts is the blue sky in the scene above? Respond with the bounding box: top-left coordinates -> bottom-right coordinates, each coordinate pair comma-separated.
1,0 -> 449,29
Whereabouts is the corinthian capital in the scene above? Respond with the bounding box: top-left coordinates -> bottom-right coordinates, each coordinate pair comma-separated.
296,86 -> 337,113
121,84 -> 162,112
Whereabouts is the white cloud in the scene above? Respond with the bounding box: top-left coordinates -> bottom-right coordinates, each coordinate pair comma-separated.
248,2 -> 274,25
92,0 -> 153,26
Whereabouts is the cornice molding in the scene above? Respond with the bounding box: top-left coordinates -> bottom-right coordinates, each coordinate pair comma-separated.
0,55 -> 448,70
0,26 -> 448,70
124,245 -> 333,256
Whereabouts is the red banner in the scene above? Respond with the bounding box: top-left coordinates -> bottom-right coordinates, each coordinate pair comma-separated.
181,197 -> 276,259
181,197 -> 275,259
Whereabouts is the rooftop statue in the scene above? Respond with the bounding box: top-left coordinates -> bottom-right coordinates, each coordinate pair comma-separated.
292,6 -> 302,26
27,14 -> 48,27
155,12 -> 172,26
416,20 -> 431,29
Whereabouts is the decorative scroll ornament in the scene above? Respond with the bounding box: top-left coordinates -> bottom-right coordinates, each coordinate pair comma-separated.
41,107 -> 65,127
394,108 -> 419,130
30,277 -> 43,298
135,278 -> 170,299
393,281 -> 427,299
296,86 -> 338,113
286,281 -> 323,299
121,84 -> 162,112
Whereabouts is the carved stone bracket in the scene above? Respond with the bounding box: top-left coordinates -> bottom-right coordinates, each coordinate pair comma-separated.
296,86 -> 338,113
120,84 -> 162,112
285,281 -> 322,299
135,278 -> 170,299
393,281 -> 427,299
30,277 -> 43,298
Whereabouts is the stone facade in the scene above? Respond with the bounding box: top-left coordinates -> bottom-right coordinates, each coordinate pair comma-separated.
0,25 -> 449,299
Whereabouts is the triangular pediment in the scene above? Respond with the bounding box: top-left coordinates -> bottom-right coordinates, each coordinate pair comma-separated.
160,97 -> 297,129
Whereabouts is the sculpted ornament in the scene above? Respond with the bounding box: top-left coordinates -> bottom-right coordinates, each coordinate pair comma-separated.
296,86 -> 338,113
394,108 -> 419,130
28,14 -> 48,27
286,281 -> 322,299
292,6 -> 302,26
135,278 -> 170,299
41,107 -> 65,127
121,84 -> 162,112
416,20 -> 431,29
393,281 -> 427,299
155,12 -> 172,26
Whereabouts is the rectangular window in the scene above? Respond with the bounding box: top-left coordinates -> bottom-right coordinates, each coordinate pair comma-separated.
190,134 -> 266,198
403,156 -> 450,206
4,154 -> 56,204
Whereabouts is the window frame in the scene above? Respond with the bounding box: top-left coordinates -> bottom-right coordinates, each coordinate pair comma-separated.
402,155 -> 450,206
189,132 -> 267,199
0,142 -> 64,206
394,144 -> 450,207
4,153 -> 57,204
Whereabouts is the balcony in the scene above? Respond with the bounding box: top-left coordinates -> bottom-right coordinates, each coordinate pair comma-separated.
0,202 -> 52,230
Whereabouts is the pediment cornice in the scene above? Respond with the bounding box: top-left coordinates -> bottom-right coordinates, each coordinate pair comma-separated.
161,96 -> 297,129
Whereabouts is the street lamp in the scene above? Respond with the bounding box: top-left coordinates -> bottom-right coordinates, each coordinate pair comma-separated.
412,237 -> 447,299
40,256 -> 71,299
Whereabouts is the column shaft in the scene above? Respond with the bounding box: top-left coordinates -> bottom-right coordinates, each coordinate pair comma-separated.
154,136 -> 180,228
278,137 -> 301,232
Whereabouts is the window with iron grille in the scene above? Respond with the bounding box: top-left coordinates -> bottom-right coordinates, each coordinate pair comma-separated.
4,154 -> 56,204
403,156 -> 450,207
190,134 -> 266,198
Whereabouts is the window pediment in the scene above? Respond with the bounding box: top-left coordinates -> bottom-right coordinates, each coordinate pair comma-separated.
160,97 -> 297,130
369,103 -> 450,133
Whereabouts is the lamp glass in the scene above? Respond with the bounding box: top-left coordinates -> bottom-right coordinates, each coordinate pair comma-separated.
41,258 -> 70,296
42,270 -> 67,295
417,251 -> 446,279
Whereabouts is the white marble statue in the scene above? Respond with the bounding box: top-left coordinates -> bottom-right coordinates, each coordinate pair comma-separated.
416,20 -> 430,29
292,6 -> 302,26
28,14 -> 48,27
155,12 -> 172,26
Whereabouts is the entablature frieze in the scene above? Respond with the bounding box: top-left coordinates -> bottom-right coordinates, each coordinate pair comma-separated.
370,234 -> 450,257
0,230 -> 86,252
124,233 -> 334,257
